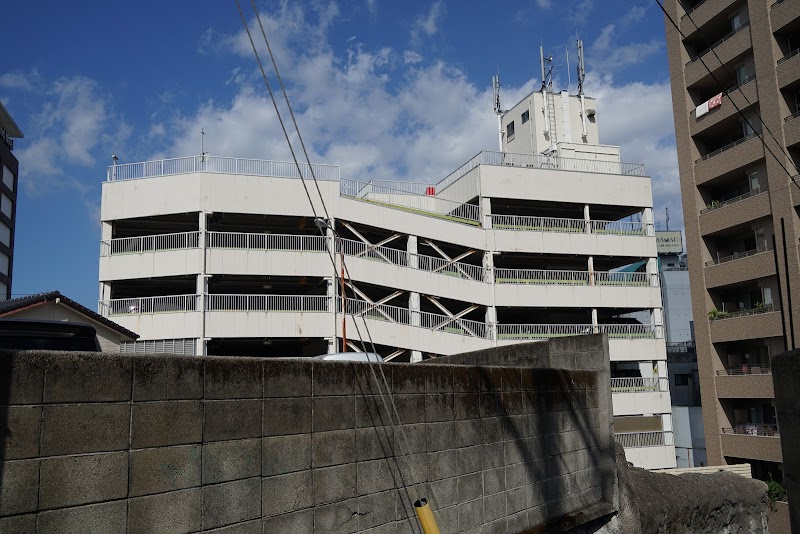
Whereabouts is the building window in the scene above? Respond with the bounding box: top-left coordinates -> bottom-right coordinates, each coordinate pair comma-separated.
507,120 -> 515,140
675,374 -> 690,386
521,110 -> 530,124
0,251 -> 7,276
0,193 -> 11,218
0,222 -> 9,247
2,164 -> 12,191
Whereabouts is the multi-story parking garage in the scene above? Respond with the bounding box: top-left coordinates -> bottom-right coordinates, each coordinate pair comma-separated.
98,90 -> 676,469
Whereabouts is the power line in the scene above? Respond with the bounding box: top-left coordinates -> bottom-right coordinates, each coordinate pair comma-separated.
656,0 -> 800,190
234,0 -> 426,507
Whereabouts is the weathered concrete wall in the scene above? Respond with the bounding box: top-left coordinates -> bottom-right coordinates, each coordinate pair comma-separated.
772,350 -> 800,534
0,342 -> 615,533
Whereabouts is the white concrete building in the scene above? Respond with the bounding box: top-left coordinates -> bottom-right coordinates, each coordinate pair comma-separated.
97,87 -> 675,469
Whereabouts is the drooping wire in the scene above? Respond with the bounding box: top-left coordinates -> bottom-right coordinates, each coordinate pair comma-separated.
656,0 -> 800,189
235,0 -> 426,507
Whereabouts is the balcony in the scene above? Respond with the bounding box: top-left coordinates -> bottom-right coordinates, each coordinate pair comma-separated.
610,377 -> 668,393
694,133 -> 764,184
685,23 -> 752,88
679,0 -> 739,38
720,426 -> 782,463
698,188 -> 770,236
703,247 -> 775,288
715,367 -> 774,398
615,430 -> 674,448
709,308 -> 783,343
777,49 -> 800,89
689,77 -> 758,136
771,0 -> 800,34
784,113 -> 800,148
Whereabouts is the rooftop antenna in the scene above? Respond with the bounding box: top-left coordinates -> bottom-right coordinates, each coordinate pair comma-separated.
201,128 -> 207,159
492,72 -> 504,152
540,45 -> 557,154
576,38 -> 588,140
566,43 -> 571,94
666,207 -> 670,231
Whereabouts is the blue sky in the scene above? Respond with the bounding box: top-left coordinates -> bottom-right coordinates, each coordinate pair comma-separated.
2,0 -> 679,308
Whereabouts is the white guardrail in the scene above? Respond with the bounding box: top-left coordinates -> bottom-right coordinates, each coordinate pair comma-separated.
497,324 -> 657,340
207,232 -> 328,252
107,156 -> 340,182
610,377 -> 667,393
615,431 -> 674,448
100,232 -> 200,256
494,269 -> 651,286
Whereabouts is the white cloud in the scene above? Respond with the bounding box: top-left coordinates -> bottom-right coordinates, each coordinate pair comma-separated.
0,69 -> 40,91
536,0 -> 553,8
567,0 -> 594,27
403,50 -> 423,64
365,0 -> 377,15
621,5 -> 647,27
411,2 -> 446,43
590,23 -> 662,72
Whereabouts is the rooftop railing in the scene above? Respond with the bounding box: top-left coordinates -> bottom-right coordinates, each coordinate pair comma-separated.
696,131 -> 760,163
107,155 -> 341,182
700,188 -> 767,214
615,431 -> 674,448
666,341 -> 696,353
705,243 -> 772,266
722,424 -> 779,437
685,21 -> 750,67
610,377 -> 668,393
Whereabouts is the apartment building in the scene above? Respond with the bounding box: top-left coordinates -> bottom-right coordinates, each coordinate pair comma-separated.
98,87 -> 675,468
0,102 -> 23,300
664,0 -> 799,481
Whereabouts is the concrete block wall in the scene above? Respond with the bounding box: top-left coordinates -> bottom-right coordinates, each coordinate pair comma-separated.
0,341 -> 616,533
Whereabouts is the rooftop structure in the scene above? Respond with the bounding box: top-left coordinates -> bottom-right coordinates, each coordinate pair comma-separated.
98,64 -> 675,468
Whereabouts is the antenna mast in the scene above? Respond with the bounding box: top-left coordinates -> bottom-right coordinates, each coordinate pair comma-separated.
492,73 -> 504,152
666,207 -> 670,231
576,39 -> 588,139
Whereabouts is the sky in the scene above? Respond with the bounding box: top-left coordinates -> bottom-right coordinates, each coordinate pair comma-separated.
2,0 -> 680,308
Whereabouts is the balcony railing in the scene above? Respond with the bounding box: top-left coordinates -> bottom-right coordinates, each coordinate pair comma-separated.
722,424 -> 779,437
709,304 -> 776,320
785,110 -> 800,123
685,21 -> 750,67
497,323 -> 658,340
435,151 -> 646,192
716,365 -> 771,376
696,131 -> 760,163
700,188 -> 768,214
206,294 -> 330,312
778,48 -> 800,66
491,214 -> 584,232
493,269 -> 652,287
207,232 -> 328,252
705,244 -> 771,266
610,377 -> 668,393
107,155 -> 340,182
615,431 -> 674,448
590,220 -> 646,236
101,232 -> 200,256
99,294 -> 200,316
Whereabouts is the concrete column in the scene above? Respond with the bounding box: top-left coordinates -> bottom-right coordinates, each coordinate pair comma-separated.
409,292 -> 421,327
587,256 -> 595,286
326,276 -> 337,353
643,208 -> 655,236
407,235 -> 418,269
482,251 -> 494,284
485,306 -> 497,341
591,308 -> 598,334
646,257 -> 659,287
197,212 -> 208,356
481,197 -> 493,229
411,351 -> 422,363
325,218 -> 336,257
101,221 -> 112,241
651,307 -> 664,339
327,337 -> 337,355
584,204 -> 591,234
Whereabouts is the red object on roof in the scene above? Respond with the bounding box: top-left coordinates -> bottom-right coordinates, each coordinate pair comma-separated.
425,186 -> 435,196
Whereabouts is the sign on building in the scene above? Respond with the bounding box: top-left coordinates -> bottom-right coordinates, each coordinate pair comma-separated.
656,231 -> 683,255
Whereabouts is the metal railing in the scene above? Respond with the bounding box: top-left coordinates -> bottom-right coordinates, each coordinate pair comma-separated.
493,269 -> 651,287
497,324 -> 594,339
343,298 -> 488,338
615,431 -> 674,448
722,424 -> 779,437
491,214 -> 586,232
666,341 -> 696,353
700,188 -> 767,214
696,131 -> 760,163
778,47 -> 800,65
598,324 -> 658,339
771,0 -> 787,8
685,21 -> 750,66
107,155 -> 340,182
681,0 -> 707,19
724,74 -> 756,96
710,304 -> 776,320
100,232 -> 200,256
590,220 -> 646,236
785,110 -> 800,123
340,178 -> 480,224
716,365 -> 771,376
99,294 -> 200,316
207,232 -> 327,252
206,294 -> 329,312
705,244 -> 771,266
610,377 -> 665,393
